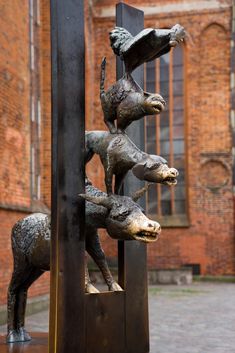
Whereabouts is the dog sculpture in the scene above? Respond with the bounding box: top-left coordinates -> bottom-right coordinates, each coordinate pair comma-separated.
85,130 -> 178,194
100,57 -> 165,133
7,181 -> 160,343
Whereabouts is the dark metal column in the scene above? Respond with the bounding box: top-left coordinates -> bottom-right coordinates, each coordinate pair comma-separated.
116,3 -> 149,353
50,1 -> 85,353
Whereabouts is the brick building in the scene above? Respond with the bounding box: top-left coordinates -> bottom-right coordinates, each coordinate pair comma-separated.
0,0 -> 235,319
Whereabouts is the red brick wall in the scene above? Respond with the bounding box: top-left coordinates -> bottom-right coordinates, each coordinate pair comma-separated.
0,0 -> 235,308
145,5 -> 234,275
87,0 -> 235,275
0,1 -> 31,208
0,2 -> 31,306
0,209 -> 49,305
0,1 -> 50,306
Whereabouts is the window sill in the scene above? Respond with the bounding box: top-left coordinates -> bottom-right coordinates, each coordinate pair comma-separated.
0,200 -> 50,214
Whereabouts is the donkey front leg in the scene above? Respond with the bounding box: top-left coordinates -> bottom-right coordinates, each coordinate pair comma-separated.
86,231 -> 122,292
16,267 -> 44,341
85,260 -> 100,294
104,156 -> 114,195
114,171 -> 127,195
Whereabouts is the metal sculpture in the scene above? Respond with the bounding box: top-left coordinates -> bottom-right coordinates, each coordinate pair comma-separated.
7,180 -> 160,343
101,25 -> 185,133
110,24 -> 185,73
100,58 -> 165,133
86,130 -> 178,194
7,17 -> 185,345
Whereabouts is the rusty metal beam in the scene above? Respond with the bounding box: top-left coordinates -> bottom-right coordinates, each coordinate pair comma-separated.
49,1 -> 85,352
116,3 -> 149,353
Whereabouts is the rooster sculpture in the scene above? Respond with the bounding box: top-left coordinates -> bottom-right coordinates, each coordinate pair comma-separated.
110,24 -> 186,73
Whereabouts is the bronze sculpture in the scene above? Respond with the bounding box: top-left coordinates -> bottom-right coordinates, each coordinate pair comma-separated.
101,25 -> 185,133
110,24 -> 185,73
7,180 -> 160,343
86,130 -> 178,194
100,57 -> 166,133
7,21 -> 184,343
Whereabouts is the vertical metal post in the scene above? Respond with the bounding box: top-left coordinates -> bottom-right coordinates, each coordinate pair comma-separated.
49,2 -> 149,353
50,1 -> 85,353
116,4 -> 145,195
116,3 -> 149,353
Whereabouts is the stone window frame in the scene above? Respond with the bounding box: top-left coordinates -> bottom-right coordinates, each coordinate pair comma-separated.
144,44 -> 189,227
29,0 -> 41,203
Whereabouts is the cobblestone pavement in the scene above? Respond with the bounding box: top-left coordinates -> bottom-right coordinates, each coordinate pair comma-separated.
149,283 -> 235,353
1,283 -> 235,353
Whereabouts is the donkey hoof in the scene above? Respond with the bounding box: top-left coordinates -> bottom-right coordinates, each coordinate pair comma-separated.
19,327 -> 31,342
6,330 -> 20,343
6,328 -> 31,343
109,281 -> 123,292
85,283 -> 100,294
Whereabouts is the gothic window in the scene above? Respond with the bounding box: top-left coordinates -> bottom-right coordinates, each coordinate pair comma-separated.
145,44 -> 187,225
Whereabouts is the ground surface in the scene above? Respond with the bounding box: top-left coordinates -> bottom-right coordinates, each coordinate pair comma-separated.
1,283 -> 235,353
148,283 -> 235,353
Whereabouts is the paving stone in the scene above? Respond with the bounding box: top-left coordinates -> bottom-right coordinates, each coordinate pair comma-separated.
149,283 -> 235,353
0,283 -> 234,353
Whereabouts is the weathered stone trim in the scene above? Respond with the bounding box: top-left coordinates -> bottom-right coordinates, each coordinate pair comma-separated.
92,1 -> 230,19
0,202 -> 50,214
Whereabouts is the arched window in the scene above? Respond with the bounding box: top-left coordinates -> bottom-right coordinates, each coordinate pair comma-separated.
145,44 -> 187,225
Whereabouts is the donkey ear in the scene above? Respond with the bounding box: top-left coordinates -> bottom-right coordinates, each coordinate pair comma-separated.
78,194 -> 112,209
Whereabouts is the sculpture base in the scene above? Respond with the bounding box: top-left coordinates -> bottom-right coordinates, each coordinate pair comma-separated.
0,333 -> 48,353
